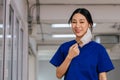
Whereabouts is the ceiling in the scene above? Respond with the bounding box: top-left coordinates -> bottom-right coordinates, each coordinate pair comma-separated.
28,0 -> 120,4
26,0 -> 120,60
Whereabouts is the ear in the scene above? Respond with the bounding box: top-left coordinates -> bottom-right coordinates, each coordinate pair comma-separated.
88,24 -> 92,32
89,24 -> 91,28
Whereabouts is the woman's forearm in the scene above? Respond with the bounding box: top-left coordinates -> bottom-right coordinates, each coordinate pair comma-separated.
56,56 -> 72,79
56,43 -> 79,79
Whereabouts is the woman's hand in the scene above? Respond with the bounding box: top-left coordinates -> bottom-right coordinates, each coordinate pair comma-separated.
56,43 -> 80,79
67,43 -> 80,60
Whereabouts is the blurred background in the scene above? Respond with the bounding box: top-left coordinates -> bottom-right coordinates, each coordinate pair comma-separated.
0,0 -> 120,80
27,0 -> 120,80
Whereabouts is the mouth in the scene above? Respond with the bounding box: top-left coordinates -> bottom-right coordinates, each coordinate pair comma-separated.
75,29 -> 81,33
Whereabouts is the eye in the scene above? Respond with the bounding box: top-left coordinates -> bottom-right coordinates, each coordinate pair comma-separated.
71,21 -> 77,23
71,19 -> 77,23
71,21 -> 77,24
80,21 -> 84,23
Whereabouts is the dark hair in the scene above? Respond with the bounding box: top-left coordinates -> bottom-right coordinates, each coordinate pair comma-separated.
68,8 -> 93,30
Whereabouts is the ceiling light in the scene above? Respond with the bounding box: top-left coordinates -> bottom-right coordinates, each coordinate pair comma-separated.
93,23 -> 96,27
95,36 -> 101,43
51,24 -> 71,28
0,24 -> 3,28
52,34 -> 75,38
0,35 -> 11,38
52,23 -> 96,28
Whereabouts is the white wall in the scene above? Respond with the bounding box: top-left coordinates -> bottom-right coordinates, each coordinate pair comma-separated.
39,5 -> 120,23
29,54 -> 36,80
38,60 -> 59,80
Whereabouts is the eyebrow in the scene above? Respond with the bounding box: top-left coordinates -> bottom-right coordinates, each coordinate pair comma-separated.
72,19 -> 85,21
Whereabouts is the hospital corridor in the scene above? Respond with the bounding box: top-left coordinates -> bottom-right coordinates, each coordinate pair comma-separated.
0,0 -> 120,80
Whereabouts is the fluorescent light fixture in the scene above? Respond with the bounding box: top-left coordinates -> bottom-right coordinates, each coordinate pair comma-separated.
0,35 -> 3,38
0,35 -> 11,38
52,24 -> 71,28
93,23 -> 96,27
95,36 -> 101,43
52,23 -> 96,28
52,34 -> 75,38
7,35 -> 12,38
0,24 -> 3,28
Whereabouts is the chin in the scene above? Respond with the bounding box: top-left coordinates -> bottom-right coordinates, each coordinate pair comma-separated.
75,34 -> 83,38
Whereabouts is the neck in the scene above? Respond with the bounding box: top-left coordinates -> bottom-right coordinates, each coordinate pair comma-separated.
76,37 -> 83,45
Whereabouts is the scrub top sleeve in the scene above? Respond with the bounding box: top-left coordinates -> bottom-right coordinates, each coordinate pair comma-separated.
50,44 -> 65,67
97,46 -> 114,73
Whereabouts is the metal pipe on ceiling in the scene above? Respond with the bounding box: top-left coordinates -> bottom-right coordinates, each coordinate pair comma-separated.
27,0 -> 44,41
36,0 -> 44,41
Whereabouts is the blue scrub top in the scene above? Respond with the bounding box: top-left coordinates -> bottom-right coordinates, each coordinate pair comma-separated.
50,40 -> 114,80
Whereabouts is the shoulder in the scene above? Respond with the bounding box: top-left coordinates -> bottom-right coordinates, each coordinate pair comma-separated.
87,41 -> 107,53
90,41 -> 106,49
55,40 -> 76,56
57,40 -> 76,52
60,39 -> 76,48
55,40 -> 76,51
91,41 -> 108,56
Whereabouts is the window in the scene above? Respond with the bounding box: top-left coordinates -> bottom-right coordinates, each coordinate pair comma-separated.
18,29 -> 23,80
0,0 -> 4,80
7,6 -> 14,80
12,17 -> 19,80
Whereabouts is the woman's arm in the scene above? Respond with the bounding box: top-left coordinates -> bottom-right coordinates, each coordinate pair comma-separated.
99,72 -> 107,80
56,43 -> 79,79
56,56 -> 72,79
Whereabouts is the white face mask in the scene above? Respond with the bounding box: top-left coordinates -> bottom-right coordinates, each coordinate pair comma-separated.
80,28 -> 92,47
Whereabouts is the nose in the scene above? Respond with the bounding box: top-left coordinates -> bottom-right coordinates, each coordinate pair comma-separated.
76,22 -> 82,29
76,22 -> 80,28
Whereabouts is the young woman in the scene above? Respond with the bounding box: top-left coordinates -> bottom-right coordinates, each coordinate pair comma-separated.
50,8 -> 114,80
